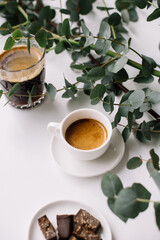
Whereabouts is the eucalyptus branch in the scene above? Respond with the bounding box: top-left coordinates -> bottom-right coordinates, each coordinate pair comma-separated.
118,123 -> 160,133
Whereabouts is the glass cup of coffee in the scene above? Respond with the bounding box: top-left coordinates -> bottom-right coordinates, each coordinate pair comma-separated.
0,35 -> 45,109
47,108 -> 113,161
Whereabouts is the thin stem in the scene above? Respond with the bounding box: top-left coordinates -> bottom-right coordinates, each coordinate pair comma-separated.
118,123 -> 160,133
147,1 -> 157,8
60,0 -> 63,23
102,0 -> 116,39
136,198 -> 160,204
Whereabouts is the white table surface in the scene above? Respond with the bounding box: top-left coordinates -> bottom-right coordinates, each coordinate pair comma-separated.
0,1 -> 160,239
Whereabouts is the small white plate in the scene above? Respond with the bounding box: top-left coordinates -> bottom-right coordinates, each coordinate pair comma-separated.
28,200 -> 112,240
50,128 -> 125,178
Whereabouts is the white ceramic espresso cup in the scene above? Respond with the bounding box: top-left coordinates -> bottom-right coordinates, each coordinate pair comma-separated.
47,108 -> 112,161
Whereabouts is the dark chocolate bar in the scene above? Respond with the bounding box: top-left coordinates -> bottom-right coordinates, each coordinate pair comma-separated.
74,209 -> 101,233
38,215 -> 57,240
73,224 -> 100,240
57,214 -> 73,239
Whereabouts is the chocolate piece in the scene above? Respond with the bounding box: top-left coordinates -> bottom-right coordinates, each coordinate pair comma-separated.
69,236 -> 79,240
74,209 -> 101,233
73,224 -> 100,240
38,215 -> 57,240
57,214 -> 73,239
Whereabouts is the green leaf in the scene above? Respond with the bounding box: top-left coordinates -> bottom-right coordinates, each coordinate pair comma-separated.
115,0 -> 130,11
111,38 -> 126,53
127,157 -> 142,169
134,0 -> 147,9
0,90 -> 3,99
8,83 -> 21,97
79,0 -> 92,15
81,21 -> 90,35
129,90 -> 145,109
122,127 -> 131,142
108,12 -> 121,26
12,29 -> 23,40
142,55 -> 157,76
62,18 -> 70,38
115,187 -> 139,218
139,102 -> 152,112
147,8 -> 160,21
39,6 -> 55,21
113,111 -> 121,127
6,1 -> 18,14
35,29 -> 47,48
60,9 -> 71,15
128,7 -> 138,22
84,33 -> 94,48
4,37 -> 15,50
128,112 -> 133,132
55,41 -> 65,54
97,7 -> 114,11
148,91 -> 160,104
98,21 -> 111,39
134,74 -> 154,83
95,39 -> 111,55
132,183 -> 151,212
90,84 -> 106,100
45,83 -> 56,102
101,172 -> 123,198
29,20 -> 42,35
108,56 -> 128,73
103,93 -> 115,113
27,38 -> 30,54
77,76 -> 89,83
87,67 -> 105,81
141,121 -> 151,141
147,161 -> 160,190
108,198 -> 128,222
121,9 -> 130,23
119,100 -> 131,117
154,203 -> 160,230
150,149 -> 159,171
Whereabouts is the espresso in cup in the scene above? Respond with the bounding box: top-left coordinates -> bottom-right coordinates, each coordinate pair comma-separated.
65,118 -> 108,150
0,39 -> 45,108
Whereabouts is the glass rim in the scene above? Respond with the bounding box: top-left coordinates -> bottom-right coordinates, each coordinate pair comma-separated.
0,35 -> 45,73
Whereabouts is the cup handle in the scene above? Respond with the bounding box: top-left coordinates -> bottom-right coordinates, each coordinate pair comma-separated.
47,122 -> 60,138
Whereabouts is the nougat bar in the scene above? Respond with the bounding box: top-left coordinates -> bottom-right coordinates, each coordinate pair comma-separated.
57,214 -> 73,239
73,224 -> 100,240
38,215 -> 57,240
74,209 -> 101,233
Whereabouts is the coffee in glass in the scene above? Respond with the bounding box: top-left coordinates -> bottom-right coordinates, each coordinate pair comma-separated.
0,36 -> 45,109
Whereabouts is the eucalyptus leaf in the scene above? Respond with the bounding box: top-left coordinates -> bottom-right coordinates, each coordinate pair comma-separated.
45,83 -> 56,102
8,83 -> 21,97
141,121 -> 151,141
0,90 -> 3,99
114,187 -> 139,218
98,21 -> 111,39
108,198 -> 128,222
154,203 -> 160,230
128,111 -> 133,132
62,18 -> 70,38
148,91 -> 160,104
127,157 -> 142,170
129,90 -> 145,109
90,84 -> 106,100
35,29 -> 47,48
122,127 -> 131,142
55,41 -> 65,54
132,183 -> 151,212
103,93 -> 115,113
147,9 -> 160,22
87,67 -> 105,81
150,149 -> 160,171
108,12 -> 121,26
101,172 -> 123,198
108,56 -> 128,73
95,39 -> 111,55
4,36 -> 15,50
147,161 -> 160,190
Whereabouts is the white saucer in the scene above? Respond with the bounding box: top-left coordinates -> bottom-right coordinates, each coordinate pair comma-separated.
28,199 -> 112,240
50,128 -> 125,177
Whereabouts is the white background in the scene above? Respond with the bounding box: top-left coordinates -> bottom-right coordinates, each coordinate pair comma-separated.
0,0 -> 160,239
